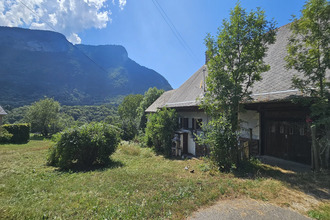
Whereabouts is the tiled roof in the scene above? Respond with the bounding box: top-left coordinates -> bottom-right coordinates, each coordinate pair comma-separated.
145,65 -> 207,112
165,65 -> 207,108
0,106 -> 7,115
145,90 -> 176,112
146,23 -> 330,111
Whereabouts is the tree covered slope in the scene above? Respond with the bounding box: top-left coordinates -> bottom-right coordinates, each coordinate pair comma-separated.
0,26 -> 172,107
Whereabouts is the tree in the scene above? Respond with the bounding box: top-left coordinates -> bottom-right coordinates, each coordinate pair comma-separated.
118,94 -> 143,120
202,3 -> 276,170
145,108 -> 178,156
118,94 -> 143,140
25,98 -> 61,137
136,87 -> 164,131
285,0 -> 330,169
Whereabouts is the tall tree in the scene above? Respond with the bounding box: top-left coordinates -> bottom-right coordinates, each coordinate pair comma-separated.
136,87 -> 164,131
202,3 -> 276,170
25,98 -> 60,137
118,94 -> 143,140
285,0 -> 330,169
286,0 -> 329,99
118,94 -> 143,120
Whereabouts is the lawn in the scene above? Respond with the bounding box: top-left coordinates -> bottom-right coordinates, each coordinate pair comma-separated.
0,140 -> 329,219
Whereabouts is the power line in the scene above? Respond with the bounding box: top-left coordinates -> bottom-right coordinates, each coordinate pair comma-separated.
151,0 -> 198,62
17,0 -> 57,32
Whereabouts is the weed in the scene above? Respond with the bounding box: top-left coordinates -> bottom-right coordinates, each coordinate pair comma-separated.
308,203 -> 330,220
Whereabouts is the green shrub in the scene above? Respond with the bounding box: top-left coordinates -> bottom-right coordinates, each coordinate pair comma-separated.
2,123 -> 30,143
0,127 -> 13,143
48,122 -> 120,170
145,108 -> 178,156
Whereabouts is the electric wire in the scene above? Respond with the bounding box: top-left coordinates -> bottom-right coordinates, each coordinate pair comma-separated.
151,0 -> 198,62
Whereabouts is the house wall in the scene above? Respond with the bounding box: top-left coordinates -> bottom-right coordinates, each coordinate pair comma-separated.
188,132 -> 195,155
177,111 -> 208,155
239,110 -> 260,140
0,116 -> 3,125
177,111 -> 209,127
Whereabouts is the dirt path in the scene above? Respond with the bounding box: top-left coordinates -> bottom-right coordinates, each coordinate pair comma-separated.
188,198 -> 311,220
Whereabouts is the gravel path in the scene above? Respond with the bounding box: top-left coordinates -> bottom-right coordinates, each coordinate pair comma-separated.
188,199 -> 311,220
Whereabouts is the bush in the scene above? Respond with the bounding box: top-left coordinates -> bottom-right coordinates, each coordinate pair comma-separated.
0,127 -> 13,143
48,122 -> 120,170
197,118 -> 236,172
2,123 -> 30,144
145,108 -> 178,156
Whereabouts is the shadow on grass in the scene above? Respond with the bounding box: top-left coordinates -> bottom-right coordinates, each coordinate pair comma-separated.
232,158 -> 330,201
53,159 -> 124,173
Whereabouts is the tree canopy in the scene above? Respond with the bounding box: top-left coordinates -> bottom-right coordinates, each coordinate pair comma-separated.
285,0 -> 330,170
145,108 -> 178,156
136,87 -> 164,131
25,98 -> 60,137
202,3 -> 276,169
286,0 -> 330,99
118,94 -> 144,140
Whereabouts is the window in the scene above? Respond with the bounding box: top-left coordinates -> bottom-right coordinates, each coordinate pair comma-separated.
289,126 -> 294,135
271,124 -> 276,133
182,118 -> 189,129
299,127 -> 305,136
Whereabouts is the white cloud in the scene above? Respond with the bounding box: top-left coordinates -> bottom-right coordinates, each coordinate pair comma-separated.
67,33 -> 82,44
0,0 -> 126,44
119,0 -> 126,10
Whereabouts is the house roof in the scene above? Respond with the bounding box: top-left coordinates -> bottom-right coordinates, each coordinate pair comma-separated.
165,65 -> 207,108
145,90 -> 176,112
249,23 -> 305,102
147,23 -> 330,111
0,106 -> 7,115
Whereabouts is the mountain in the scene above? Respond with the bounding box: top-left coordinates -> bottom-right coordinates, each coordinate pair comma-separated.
0,26 -> 172,107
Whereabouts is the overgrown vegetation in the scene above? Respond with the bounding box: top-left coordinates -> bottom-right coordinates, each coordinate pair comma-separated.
0,126 -> 13,143
48,122 -> 120,170
145,108 -> 178,156
136,87 -> 164,131
1,140 -> 329,219
201,3 -> 276,170
118,94 -> 144,140
285,0 -> 330,170
1,123 -> 30,144
25,98 -> 61,137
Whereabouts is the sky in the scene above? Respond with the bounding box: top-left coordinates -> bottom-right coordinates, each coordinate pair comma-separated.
0,0 -> 307,89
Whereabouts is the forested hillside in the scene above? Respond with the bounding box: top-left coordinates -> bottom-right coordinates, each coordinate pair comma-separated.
0,27 -> 172,107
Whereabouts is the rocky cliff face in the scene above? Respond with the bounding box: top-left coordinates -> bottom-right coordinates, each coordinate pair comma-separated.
0,27 -> 172,107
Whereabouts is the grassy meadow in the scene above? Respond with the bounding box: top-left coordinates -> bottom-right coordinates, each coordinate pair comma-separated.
0,140 -> 329,219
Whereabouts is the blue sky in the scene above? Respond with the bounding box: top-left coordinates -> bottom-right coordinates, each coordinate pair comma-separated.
1,0 -> 306,89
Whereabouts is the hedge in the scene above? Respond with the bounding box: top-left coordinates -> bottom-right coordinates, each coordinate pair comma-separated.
0,127 -> 13,143
48,122 -> 120,170
2,123 -> 30,144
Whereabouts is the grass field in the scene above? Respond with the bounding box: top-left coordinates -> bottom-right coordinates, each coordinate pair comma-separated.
0,140 -> 329,219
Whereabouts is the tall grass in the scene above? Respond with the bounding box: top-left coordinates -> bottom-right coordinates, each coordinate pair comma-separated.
0,140 -> 328,219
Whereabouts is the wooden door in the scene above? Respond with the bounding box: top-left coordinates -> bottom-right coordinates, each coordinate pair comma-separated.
265,120 -> 311,164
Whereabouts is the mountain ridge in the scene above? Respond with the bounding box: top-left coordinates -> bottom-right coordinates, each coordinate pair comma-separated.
0,26 -> 172,107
